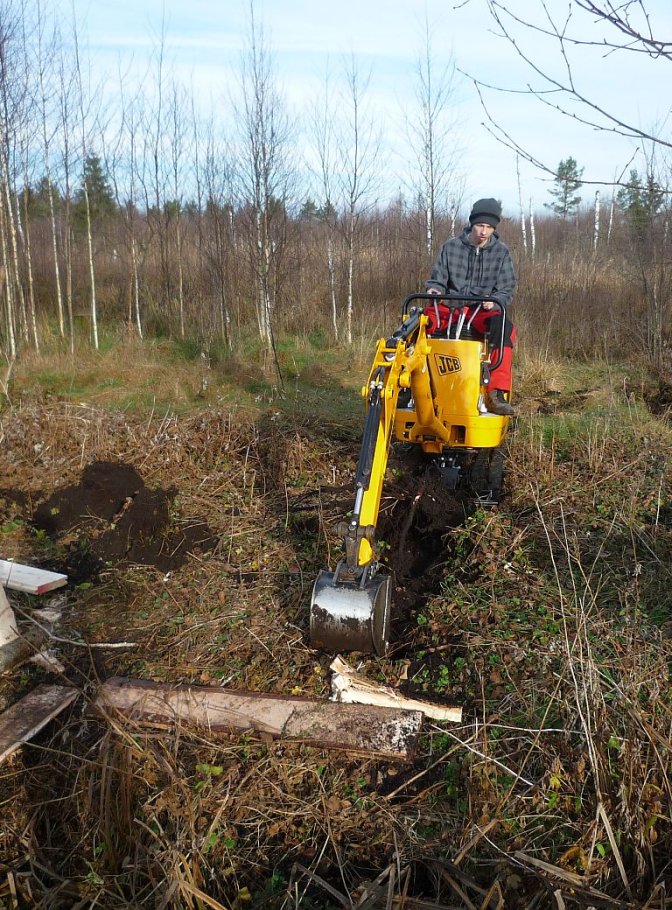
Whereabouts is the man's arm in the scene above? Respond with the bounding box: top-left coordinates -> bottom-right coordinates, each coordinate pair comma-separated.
425,240 -> 456,294
492,249 -> 516,308
426,251 -> 448,294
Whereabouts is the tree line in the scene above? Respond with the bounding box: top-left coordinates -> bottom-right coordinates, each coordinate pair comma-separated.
1,0 -> 671,375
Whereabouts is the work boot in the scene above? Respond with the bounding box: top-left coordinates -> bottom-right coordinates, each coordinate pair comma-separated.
485,389 -> 516,417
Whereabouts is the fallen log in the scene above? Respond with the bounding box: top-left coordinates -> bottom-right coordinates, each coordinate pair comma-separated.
96,677 -> 423,760
330,656 -> 462,723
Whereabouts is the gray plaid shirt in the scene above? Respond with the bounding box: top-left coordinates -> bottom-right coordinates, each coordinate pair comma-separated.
426,228 -> 516,307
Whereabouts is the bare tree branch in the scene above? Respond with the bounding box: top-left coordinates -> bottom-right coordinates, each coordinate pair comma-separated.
473,0 -> 672,152
456,0 -> 672,187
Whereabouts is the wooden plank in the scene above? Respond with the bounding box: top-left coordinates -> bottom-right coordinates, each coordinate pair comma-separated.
0,685 -> 78,763
330,656 -> 463,723
0,560 -> 68,595
96,677 -> 423,760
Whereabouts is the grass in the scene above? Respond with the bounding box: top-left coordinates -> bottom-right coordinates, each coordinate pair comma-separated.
2,336 -> 672,907
5,330 -> 368,426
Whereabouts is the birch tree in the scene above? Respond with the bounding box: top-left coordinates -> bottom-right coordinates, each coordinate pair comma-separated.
71,18 -> 100,349
308,70 -> 340,341
35,0 -> 64,339
169,80 -> 189,338
56,40 -> 78,348
472,1 -> 672,183
235,1 -> 293,381
0,0 -> 30,352
105,71 -> 145,338
202,123 -> 234,349
337,57 -> 380,346
140,29 -> 173,331
402,15 -> 461,257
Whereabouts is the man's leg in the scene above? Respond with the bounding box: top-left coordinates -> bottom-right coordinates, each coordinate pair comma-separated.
471,311 -> 516,415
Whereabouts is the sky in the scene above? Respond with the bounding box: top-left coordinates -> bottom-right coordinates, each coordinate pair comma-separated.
58,0 -> 672,217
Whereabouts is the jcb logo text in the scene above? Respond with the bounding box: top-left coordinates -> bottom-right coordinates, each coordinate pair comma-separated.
435,354 -> 461,375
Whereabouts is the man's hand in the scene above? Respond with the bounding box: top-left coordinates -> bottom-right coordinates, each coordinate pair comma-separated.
482,300 -> 495,310
426,287 -> 441,296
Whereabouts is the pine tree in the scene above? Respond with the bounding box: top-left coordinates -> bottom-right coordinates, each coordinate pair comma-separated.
616,169 -> 664,241
24,176 -> 62,220
73,154 -> 116,228
545,157 -> 584,217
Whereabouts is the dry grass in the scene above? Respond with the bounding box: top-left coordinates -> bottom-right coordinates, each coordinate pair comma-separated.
1,355 -> 672,908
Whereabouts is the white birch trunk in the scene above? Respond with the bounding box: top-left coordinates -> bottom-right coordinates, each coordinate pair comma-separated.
254,208 -> 269,342
346,206 -> 356,346
17,197 -> 39,351
327,234 -> 338,342
517,156 -> 527,255
64,212 -> 74,353
47,179 -> 65,337
0,205 -> 15,358
82,181 -> 99,349
176,211 -> 185,338
0,155 -> 27,345
607,195 -> 615,247
131,234 -> 142,338
425,206 -> 432,257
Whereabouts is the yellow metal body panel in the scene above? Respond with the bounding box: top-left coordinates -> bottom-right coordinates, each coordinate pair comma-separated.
394,335 -> 508,453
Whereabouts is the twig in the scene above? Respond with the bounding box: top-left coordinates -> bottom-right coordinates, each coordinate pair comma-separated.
452,820 -> 499,866
429,724 -> 535,789
597,801 -> 633,901
289,863 -> 351,908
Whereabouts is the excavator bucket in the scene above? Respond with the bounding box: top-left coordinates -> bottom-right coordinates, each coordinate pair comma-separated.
310,570 -> 391,656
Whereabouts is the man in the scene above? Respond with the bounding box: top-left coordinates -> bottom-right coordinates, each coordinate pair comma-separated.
426,197 -> 517,417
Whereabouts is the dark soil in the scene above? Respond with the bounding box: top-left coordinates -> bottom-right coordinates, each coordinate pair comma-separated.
380,470 -> 462,595
0,488 -> 29,516
374,449 -> 484,647
643,377 -> 672,416
31,459 -> 218,577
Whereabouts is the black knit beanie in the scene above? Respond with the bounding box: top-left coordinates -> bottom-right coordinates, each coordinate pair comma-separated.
469,197 -> 502,228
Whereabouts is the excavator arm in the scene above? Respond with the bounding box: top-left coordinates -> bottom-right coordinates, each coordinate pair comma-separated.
341,317 -> 420,576
310,309 -> 431,654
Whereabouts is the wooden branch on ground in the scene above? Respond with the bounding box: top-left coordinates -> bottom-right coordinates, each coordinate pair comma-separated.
330,656 -> 462,723
95,677 -> 423,760
0,685 -> 78,763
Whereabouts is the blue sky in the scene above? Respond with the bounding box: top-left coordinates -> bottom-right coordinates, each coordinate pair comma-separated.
60,0 -> 672,217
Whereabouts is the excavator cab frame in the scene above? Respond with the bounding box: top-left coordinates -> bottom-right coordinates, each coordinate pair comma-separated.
310,293 -> 510,655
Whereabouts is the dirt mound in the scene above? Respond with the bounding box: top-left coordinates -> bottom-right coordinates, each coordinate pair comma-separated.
32,459 -> 217,576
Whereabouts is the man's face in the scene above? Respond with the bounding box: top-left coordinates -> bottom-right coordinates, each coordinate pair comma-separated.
470,222 -> 495,247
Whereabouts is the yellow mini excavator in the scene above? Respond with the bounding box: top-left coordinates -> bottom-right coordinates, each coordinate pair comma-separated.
310,292 -> 512,655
